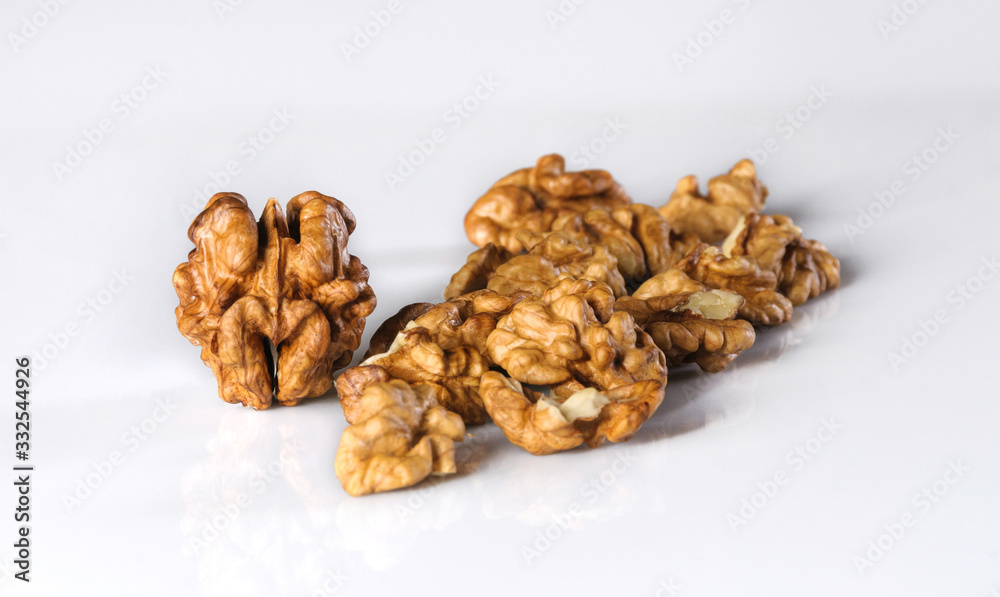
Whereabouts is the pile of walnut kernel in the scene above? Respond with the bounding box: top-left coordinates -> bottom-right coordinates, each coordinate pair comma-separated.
334,154 -> 840,496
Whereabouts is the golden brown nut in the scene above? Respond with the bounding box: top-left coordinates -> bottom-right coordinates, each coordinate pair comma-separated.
674,243 -> 793,326
478,373 -> 586,455
658,160 -> 767,243
616,290 -> 756,372
363,302 -> 434,359
486,231 -> 628,298
337,290 -> 525,425
173,192 -> 376,409
622,203 -> 701,276
483,278 -> 666,452
722,213 -> 841,306
464,154 -> 631,253
778,239 -> 841,305
443,243 -> 513,300
550,209 -> 647,281
631,268 -> 708,300
335,381 -> 465,497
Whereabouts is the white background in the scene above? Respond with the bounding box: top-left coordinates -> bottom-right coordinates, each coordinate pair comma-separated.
1,0 -> 999,595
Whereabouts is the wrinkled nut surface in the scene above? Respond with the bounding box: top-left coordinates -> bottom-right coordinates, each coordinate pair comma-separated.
444,243 -> 513,300
631,268 -> 708,300
616,290 -> 756,372
483,278 -> 666,452
335,380 -> 465,496
723,213 -> 841,306
674,243 -> 793,326
659,160 -> 768,243
487,231 -> 628,298
363,302 -> 434,360
173,191 -> 376,409
550,209 -> 648,281
337,290 -> 525,425
465,154 -> 631,253
623,203 -> 700,276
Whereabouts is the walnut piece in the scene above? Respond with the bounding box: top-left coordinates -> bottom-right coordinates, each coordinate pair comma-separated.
616,290 -> 756,372
337,290 -> 525,425
622,203 -> 700,276
483,278 -> 666,453
549,209 -> 648,281
335,381 -> 465,496
465,154 -> 631,253
486,231 -> 628,298
173,191 -> 376,409
674,243 -> 793,326
444,243 -> 513,300
723,213 -> 841,306
658,160 -> 767,243
631,268 -> 708,300
363,303 -> 434,360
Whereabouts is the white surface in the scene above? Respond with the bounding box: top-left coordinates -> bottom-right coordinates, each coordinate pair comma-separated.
1,0 -> 999,595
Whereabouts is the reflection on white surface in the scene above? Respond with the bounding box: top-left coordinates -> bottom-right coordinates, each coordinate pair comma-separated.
179,408 -> 356,595
646,289 -> 842,440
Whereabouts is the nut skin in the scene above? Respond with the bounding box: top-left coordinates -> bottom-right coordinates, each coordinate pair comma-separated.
550,209 -> 647,281
478,373 -> 586,455
465,154 -> 631,253
632,269 -> 707,300
363,302 -> 435,359
487,231 -> 628,298
673,243 -> 793,326
615,292 -> 756,373
658,160 -> 768,243
623,203 -> 700,276
724,213 -> 841,306
337,290 -> 527,426
483,278 -> 667,453
335,380 -> 465,497
778,239 -> 841,305
444,243 -> 514,300
173,191 -> 376,409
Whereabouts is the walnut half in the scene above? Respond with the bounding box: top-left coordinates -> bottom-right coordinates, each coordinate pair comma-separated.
335,381 -> 465,496
173,191 -> 376,409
